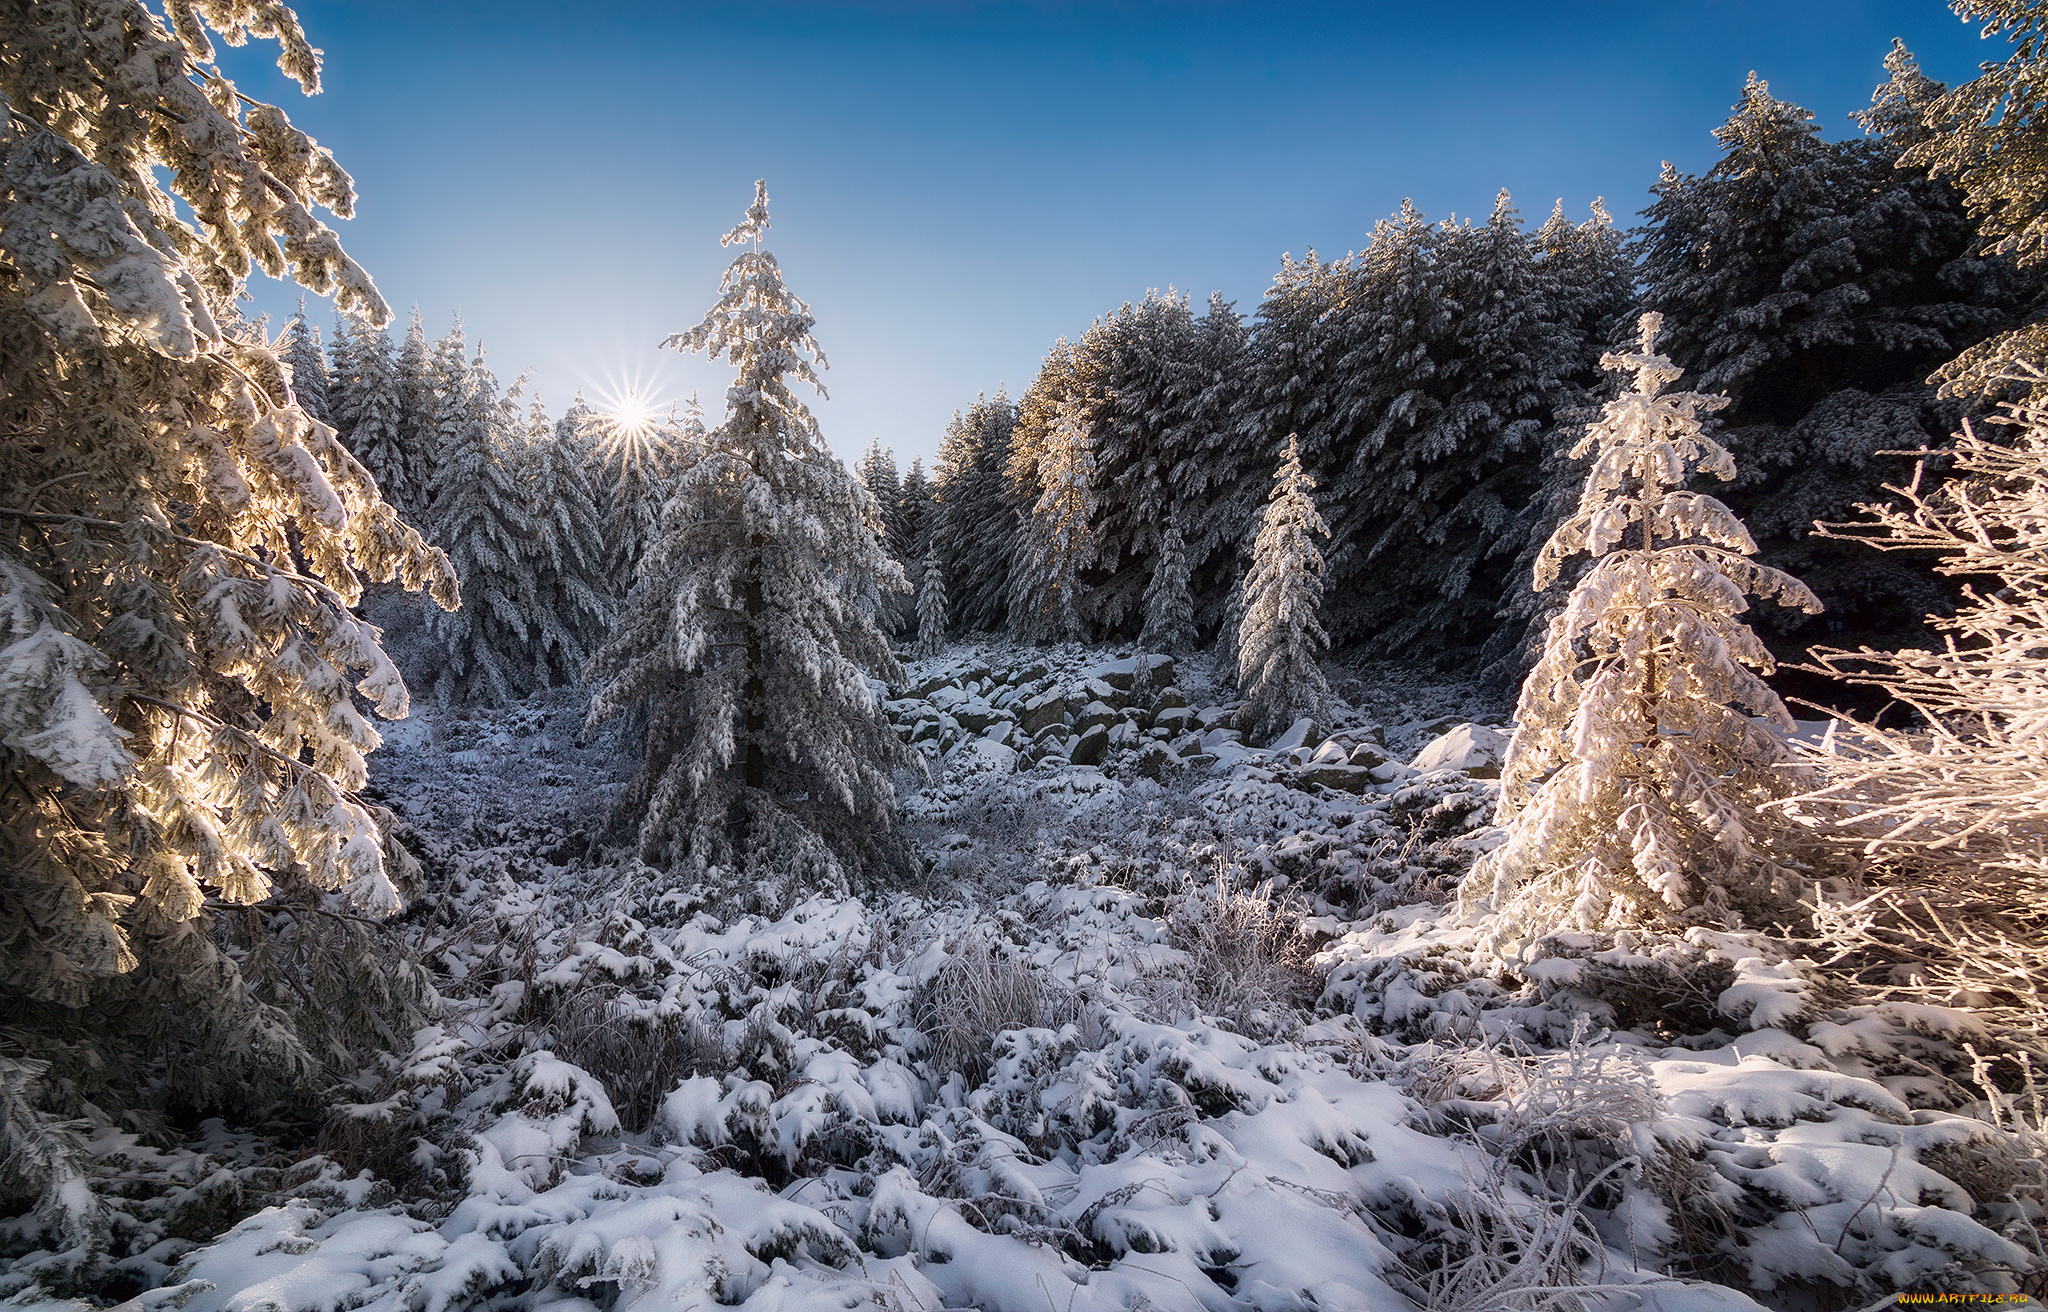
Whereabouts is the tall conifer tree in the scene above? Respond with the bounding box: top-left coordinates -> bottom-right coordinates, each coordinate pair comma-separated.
1468,315 -> 1822,937
933,394 -> 1019,633
1238,437 -> 1332,740
523,395 -> 610,686
424,354 -> 536,704
0,0 -> 455,1154
584,183 -> 907,879
279,301 -> 332,426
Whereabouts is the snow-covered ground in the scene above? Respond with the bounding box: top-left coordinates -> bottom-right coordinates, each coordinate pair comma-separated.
6,643 -> 2042,1311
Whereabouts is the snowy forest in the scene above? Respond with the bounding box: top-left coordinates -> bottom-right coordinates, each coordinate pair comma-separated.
9,1 -> 2048,1310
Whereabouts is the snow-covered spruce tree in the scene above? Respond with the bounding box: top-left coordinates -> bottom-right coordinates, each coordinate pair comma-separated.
595,405 -> 678,600
521,394 -> 610,687
1011,294 -> 1254,639
584,182 -> 909,883
916,549 -> 949,660
393,307 -> 440,500
1140,519 -> 1198,655
279,301 -> 331,425
1482,197 -> 1639,688
1903,7 -> 2048,393
858,441 -> 902,537
1245,195 -> 1612,659
933,392 -> 1020,633
857,441 -> 909,632
331,311 -> 416,518
1237,437 -> 1333,741
894,457 -> 934,567
1466,314 -> 1823,938
1010,399 -> 1097,642
0,0 -> 455,1158
1637,68 -> 2036,646
424,353 -> 536,704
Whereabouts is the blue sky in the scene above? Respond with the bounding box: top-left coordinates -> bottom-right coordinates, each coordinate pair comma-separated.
229,1 -> 2007,470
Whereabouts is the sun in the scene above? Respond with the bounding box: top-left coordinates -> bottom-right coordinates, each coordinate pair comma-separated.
609,390 -> 657,438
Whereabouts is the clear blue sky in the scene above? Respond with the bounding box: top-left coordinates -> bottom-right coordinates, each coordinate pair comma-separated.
229,1 -> 2007,471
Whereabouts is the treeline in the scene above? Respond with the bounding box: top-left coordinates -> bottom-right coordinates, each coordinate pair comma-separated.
858,51 -> 2042,682
285,309 -> 705,704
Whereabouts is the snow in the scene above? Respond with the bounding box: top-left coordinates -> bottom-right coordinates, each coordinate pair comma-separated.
5,643 -> 2041,1310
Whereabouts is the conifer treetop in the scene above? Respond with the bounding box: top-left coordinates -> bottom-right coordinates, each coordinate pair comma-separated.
666,182 -> 828,414
724,178 -> 773,250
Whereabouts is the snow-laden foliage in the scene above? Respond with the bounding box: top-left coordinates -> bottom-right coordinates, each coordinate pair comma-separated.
915,551 -> 949,660
1012,293 -> 1252,638
1010,400 -> 1097,643
1238,437 -> 1333,743
1636,66 -> 2035,643
0,0 -> 456,1165
278,304 -> 331,425
593,404 -> 685,604
330,311 -> 418,520
424,356 -> 539,705
1248,196 -> 1627,657
894,457 -> 934,568
934,393 -> 1020,634
393,309 -> 441,504
856,441 -> 910,633
1140,519 -> 1199,656
583,182 -> 909,881
1903,5 -> 2048,393
521,395 -> 612,688
1795,391 -> 2048,1035
1468,315 -> 1824,941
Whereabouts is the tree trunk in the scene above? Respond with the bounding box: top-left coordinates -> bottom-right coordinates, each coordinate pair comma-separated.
745,548 -> 765,791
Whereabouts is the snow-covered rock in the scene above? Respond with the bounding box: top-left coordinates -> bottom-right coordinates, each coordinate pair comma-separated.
1410,722 -> 1512,777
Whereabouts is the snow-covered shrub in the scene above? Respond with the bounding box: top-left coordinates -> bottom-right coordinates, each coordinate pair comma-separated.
1155,873 -> 1318,1038
1794,394 -> 2048,1038
914,935 -> 1077,1083
1467,313 -> 1823,942
1402,1161 -> 1613,1312
542,991 -> 728,1133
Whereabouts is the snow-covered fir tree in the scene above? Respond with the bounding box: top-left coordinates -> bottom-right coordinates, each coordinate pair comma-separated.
857,441 -> 909,632
1010,399 -> 1097,642
429,319 -> 470,484
0,0 -> 454,1155
932,393 -> 1019,633
521,394 -> 610,686
1249,194 -> 1605,658
595,405 -> 680,600
1484,198 -> 1639,686
584,182 -> 908,880
279,301 -> 332,425
894,457 -> 934,568
1900,9 -> 2048,392
1140,519 -> 1198,655
394,308 -> 440,502
858,441 -> 903,532
1237,437 -> 1333,741
1466,314 -> 1823,940
916,549 -> 949,660
1636,69 -> 2036,646
331,311 -> 417,518
424,352 -> 537,705
1009,295 -> 1252,640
